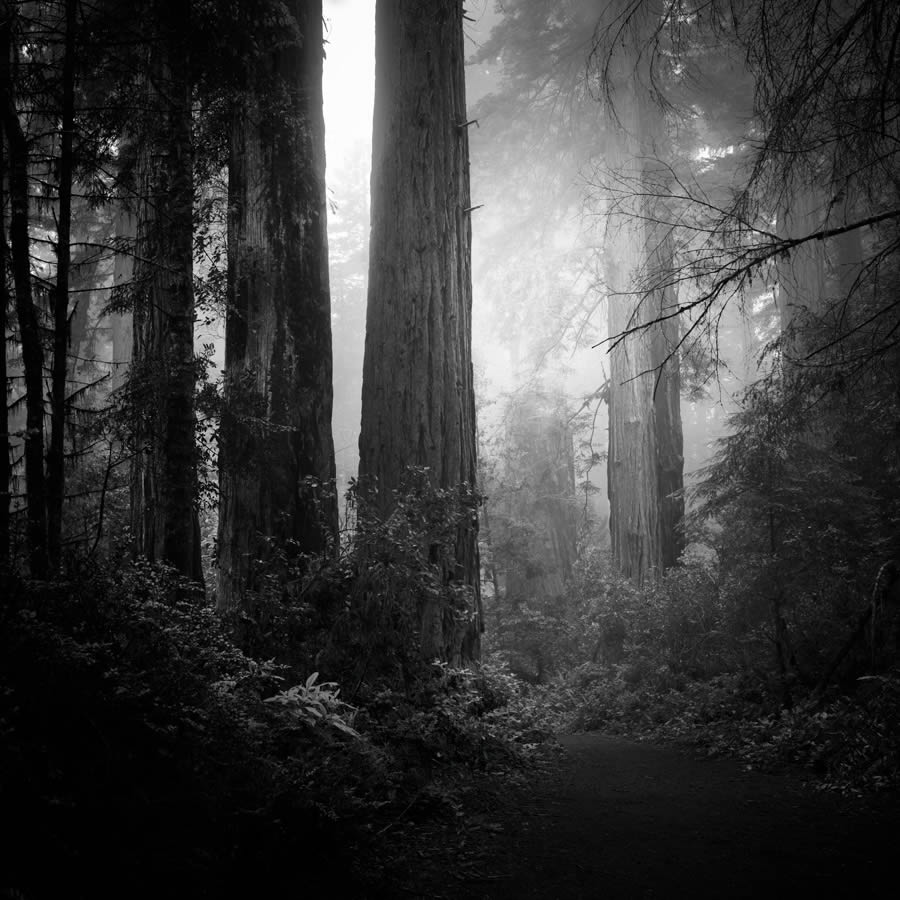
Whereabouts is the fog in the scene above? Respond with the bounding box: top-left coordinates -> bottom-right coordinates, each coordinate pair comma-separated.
323,1 -> 629,520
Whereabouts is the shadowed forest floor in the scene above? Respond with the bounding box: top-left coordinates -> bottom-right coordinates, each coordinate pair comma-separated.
377,733 -> 899,899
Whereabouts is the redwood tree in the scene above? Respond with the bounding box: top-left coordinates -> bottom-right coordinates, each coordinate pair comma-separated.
358,0 -> 481,662
602,3 -> 684,582
46,0 -> 77,571
216,0 -> 337,611
127,0 -> 203,584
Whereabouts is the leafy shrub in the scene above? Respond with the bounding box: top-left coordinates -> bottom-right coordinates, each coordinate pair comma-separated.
317,469 -> 482,689
264,671 -> 360,737
0,563 -> 387,898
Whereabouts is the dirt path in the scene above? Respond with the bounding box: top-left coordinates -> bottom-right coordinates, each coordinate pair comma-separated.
388,733 -> 899,899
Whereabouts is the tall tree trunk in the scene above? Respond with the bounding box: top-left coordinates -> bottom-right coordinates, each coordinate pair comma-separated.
607,249 -> 662,582
649,229 -> 684,570
358,0 -> 481,662
111,207 -> 135,392
1,6 -> 47,576
217,0 -> 337,612
604,2 -> 683,583
129,0 -> 203,585
46,0 -> 77,571
0,127 -> 9,568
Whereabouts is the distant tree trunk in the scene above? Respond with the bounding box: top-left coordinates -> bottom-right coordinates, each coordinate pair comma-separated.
358,0 -> 481,662
110,207 -> 135,392
129,0 -> 203,585
1,8 -> 47,577
46,0 -> 77,571
503,389 -> 578,602
217,0 -> 337,612
604,4 -> 683,583
649,229 -> 685,570
776,185 -> 827,360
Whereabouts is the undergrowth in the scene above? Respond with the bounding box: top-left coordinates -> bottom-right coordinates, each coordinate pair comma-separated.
0,558 -> 545,899
0,565 -> 385,898
546,663 -> 900,795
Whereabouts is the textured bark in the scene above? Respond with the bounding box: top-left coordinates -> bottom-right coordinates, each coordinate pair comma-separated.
46,0 -> 77,571
358,0 -> 481,662
607,240 -> 663,582
1,7 -> 47,576
649,230 -> 685,571
217,0 -> 337,611
129,0 -> 203,585
605,7 -> 683,583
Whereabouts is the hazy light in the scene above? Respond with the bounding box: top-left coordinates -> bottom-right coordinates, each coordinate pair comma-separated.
323,0 -> 375,171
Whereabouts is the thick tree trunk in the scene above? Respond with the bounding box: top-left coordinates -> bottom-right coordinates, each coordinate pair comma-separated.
607,251 -> 663,582
1,8 -> 47,577
129,0 -> 203,585
217,0 -> 337,611
46,0 -> 77,571
605,72 -> 661,582
358,0 -> 481,662
604,5 -> 683,583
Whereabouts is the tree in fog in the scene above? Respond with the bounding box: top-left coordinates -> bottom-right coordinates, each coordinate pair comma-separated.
594,0 -> 900,543
358,0 -> 480,662
595,0 -> 900,691
472,1 -> 685,583
216,0 -> 337,611
593,1 -> 684,582
593,0 -> 900,380
481,386 -> 580,680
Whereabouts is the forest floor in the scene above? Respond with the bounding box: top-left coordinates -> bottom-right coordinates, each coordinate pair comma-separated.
372,732 -> 899,899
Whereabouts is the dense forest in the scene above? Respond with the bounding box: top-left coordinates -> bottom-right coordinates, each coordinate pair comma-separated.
2,0 -> 899,896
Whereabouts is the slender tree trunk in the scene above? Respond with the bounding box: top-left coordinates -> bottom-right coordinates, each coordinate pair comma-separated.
111,207 -> 135,392
217,0 -> 337,612
358,0 -> 481,663
1,7 -> 47,577
0,127 -> 9,568
46,0 -> 77,571
649,229 -> 684,570
129,0 -> 203,585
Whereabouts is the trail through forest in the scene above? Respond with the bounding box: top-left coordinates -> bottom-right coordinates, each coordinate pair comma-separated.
386,733 -> 898,899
